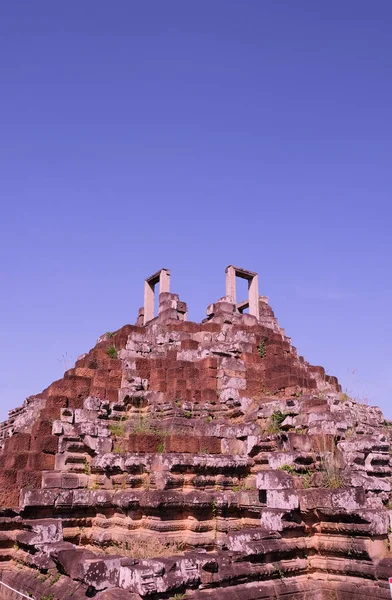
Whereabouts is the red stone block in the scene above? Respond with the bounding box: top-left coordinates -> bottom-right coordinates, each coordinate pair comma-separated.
0,470 -> 17,486
175,379 -> 187,392
17,470 -> 42,489
4,433 -> 31,453
28,452 -> 55,471
181,339 -> 199,351
242,353 -> 260,365
31,419 -> 52,438
201,389 -> 217,403
200,357 -> 218,370
105,388 -> 120,402
190,389 -> 201,402
201,322 -> 221,333
165,435 -> 198,453
8,452 -> 29,470
33,435 -> 58,454
167,367 -> 184,379
128,434 -> 160,453
184,367 -> 199,379
198,437 -> 221,454
46,395 -> 69,408
135,358 -> 151,379
185,377 -> 197,390
156,382 -> 167,392
200,377 -> 217,391
67,396 -> 85,409
89,385 -> 107,399
170,322 -> 200,334
0,488 -> 19,508
246,380 -> 263,396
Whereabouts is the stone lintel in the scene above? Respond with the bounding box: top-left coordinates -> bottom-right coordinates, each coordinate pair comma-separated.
225,265 -> 257,280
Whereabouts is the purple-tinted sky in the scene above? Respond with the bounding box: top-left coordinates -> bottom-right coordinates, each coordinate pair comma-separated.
0,1 -> 391,419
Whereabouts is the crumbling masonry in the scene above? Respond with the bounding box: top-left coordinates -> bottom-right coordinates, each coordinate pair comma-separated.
0,266 -> 391,600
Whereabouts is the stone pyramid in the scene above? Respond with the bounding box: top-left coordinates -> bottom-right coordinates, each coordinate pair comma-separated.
0,266 -> 391,600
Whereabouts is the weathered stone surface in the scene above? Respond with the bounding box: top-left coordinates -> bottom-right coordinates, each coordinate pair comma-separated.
0,268 -> 390,599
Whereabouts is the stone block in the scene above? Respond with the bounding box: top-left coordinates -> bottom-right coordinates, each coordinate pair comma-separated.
256,470 -> 294,490
28,451 -> 55,471
299,487 -> 365,510
4,432 -> 31,453
267,489 -> 299,509
60,407 -> 74,423
19,518 -> 63,545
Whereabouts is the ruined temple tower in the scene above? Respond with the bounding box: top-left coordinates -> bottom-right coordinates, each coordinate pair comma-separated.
0,267 -> 391,600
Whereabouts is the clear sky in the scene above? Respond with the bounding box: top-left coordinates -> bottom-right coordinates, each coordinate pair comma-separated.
0,1 -> 391,421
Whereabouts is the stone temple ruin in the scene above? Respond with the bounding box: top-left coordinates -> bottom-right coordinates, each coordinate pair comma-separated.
0,266 -> 392,600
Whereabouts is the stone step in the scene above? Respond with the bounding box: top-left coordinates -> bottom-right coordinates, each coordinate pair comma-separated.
55,452 -> 90,473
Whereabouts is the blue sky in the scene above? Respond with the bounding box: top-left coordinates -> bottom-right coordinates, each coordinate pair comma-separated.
0,1 -> 391,420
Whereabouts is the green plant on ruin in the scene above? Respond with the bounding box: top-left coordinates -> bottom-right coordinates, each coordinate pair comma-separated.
302,469 -> 313,488
132,415 -> 154,434
40,595 -> 54,600
260,385 -> 272,396
50,573 -> 61,586
183,411 -> 192,419
86,539 -> 186,560
321,459 -> 344,489
142,478 -> 151,491
105,331 -> 114,339
279,464 -> 313,488
156,441 -> 165,453
113,440 -> 126,453
109,422 -> 126,437
83,459 -> 90,475
106,344 -> 117,359
267,410 -> 286,433
314,434 -> 344,489
272,563 -> 285,580
169,594 -> 187,600
232,479 -> 253,492
258,337 -> 267,358
278,464 -> 297,475
345,426 -> 356,439
205,416 -> 212,423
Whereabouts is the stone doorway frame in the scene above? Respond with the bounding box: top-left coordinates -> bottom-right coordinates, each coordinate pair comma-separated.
144,268 -> 171,324
225,265 -> 259,320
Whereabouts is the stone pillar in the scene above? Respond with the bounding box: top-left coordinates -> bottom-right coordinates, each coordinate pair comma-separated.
159,269 -> 171,294
143,280 -> 155,325
225,266 -> 236,304
248,273 -> 259,320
